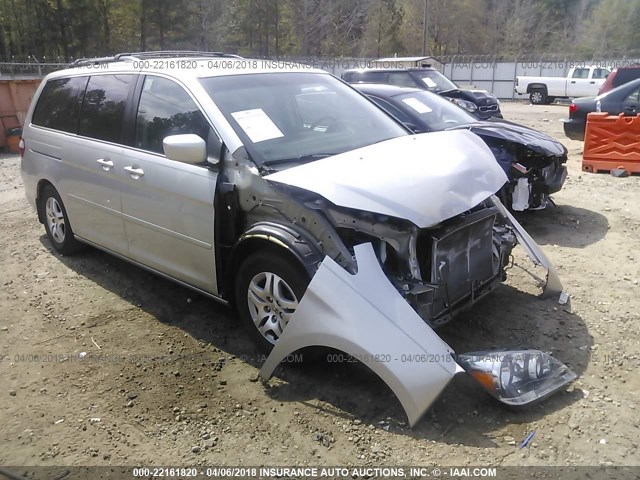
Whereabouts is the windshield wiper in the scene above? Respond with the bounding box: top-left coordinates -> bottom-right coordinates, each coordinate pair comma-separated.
264,153 -> 338,166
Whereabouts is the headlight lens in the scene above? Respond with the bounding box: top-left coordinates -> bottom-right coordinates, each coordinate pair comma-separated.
451,98 -> 478,112
457,350 -> 577,406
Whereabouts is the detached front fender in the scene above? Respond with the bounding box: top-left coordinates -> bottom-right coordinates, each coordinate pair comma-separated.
259,243 -> 462,427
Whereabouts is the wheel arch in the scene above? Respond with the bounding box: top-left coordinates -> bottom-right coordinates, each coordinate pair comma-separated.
35,179 -> 57,224
224,222 -> 325,304
526,83 -> 548,94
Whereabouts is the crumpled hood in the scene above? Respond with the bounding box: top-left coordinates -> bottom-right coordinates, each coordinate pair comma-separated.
264,130 -> 508,229
451,119 -> 567,157
468,89 -> 494,100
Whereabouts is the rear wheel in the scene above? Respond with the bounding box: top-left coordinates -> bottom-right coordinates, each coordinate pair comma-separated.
235,250 -> 310,353
529,89 -> 547,105
40,185 -> 83,255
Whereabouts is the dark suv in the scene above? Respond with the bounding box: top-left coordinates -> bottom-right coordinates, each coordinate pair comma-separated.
342,67 -> 502,120
597,64 -> 640,95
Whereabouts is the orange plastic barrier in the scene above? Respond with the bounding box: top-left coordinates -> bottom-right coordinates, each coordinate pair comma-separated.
582,112 -> 640,174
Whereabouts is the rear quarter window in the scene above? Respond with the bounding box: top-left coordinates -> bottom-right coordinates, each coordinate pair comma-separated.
614,68 -> 640,87
32,77 -> 89,133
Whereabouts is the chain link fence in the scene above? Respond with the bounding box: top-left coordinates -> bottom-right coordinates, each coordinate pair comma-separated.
2,54 -> 639,99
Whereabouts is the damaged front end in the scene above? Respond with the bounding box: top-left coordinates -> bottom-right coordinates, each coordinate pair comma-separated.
476,127 -> 568,212
251,131 -> 573,425
259,238 -> 575,427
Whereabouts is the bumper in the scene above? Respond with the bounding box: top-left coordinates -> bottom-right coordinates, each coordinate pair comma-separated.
474,109 -> 503,120
260,198 -> 569,426
563,119 -> 585,141
545,164 -> 568,195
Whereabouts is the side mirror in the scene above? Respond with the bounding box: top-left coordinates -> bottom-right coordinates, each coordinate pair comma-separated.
163,134 -> 206,164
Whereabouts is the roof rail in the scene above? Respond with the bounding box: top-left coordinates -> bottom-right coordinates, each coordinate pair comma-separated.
71,50 -> 242,67
70,55 -> 123,67
117,50 -> 243,59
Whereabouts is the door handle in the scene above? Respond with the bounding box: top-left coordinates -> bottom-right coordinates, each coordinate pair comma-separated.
124,166 -> 145,178
590,81 -> 595,84
570,80 -> 576,83
96,158 -> 114,170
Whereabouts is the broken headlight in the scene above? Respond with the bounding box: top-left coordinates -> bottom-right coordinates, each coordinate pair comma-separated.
457,350 -> 577,406
450,98 -> 478,112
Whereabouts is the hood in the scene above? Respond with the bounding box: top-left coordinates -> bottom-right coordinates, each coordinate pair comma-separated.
264,130 -> 508,229
450,120 -> 567,157
468,89 -> 495,100
441,88 -> 498,106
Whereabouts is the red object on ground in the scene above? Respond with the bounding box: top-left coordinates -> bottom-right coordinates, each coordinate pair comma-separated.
5,134 -> 20,153
582,112 -> 640,174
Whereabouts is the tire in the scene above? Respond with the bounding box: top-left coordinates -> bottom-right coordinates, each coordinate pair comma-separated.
235,250 -> 310,353
529,89 -> 547,105
40,185 -> 83,255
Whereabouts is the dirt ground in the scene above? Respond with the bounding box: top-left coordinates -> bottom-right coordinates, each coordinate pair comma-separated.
1,102 -> 639,471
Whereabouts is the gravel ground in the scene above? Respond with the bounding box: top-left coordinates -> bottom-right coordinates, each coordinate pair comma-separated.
0,101 -> 639,469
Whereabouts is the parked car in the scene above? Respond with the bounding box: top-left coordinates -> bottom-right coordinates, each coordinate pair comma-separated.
353,84 -> 568,211
515,65 -> 610,104
341,67 -> 502,120
21,52 -> 574,426
563,78 -> 640,141
598,64 -> 640,95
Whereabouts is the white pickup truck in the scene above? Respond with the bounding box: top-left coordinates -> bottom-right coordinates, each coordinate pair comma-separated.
515,66 -> 610,104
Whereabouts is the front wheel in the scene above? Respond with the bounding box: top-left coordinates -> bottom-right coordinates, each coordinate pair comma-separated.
235,250 -> 310,353
40,185 -> 83,255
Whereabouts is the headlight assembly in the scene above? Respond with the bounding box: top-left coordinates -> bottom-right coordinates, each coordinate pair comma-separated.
457,350 -> 577,406
451,98 -> 478,112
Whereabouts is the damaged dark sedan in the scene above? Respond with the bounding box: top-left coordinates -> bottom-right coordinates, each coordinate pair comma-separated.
354,84 -> 569,212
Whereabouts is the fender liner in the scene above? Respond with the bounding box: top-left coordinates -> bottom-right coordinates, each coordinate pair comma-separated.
259,243 -> 462,427
233,222 -> 325,277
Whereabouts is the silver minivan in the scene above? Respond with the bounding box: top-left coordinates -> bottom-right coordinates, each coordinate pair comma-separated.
20,52 -> 574,426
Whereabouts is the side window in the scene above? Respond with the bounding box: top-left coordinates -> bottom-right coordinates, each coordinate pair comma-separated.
572,68 -> 589,79
32,77 -> 88,133
388,72 -> 416,88
78,74 -> 134,143
592,68 -> 609,79
135,76 -> 210,155
623,88 -> 640,106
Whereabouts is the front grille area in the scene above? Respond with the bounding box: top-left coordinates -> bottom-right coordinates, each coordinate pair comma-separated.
414,207 -> 502,324
479,104 -> 499,112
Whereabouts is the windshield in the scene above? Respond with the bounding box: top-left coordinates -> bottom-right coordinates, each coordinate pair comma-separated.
418,71 -> 457,92
200,73 -> 408,167
394,91 -> 477,130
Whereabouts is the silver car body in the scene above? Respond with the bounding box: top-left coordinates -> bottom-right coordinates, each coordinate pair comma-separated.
21,58 -> 566,426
